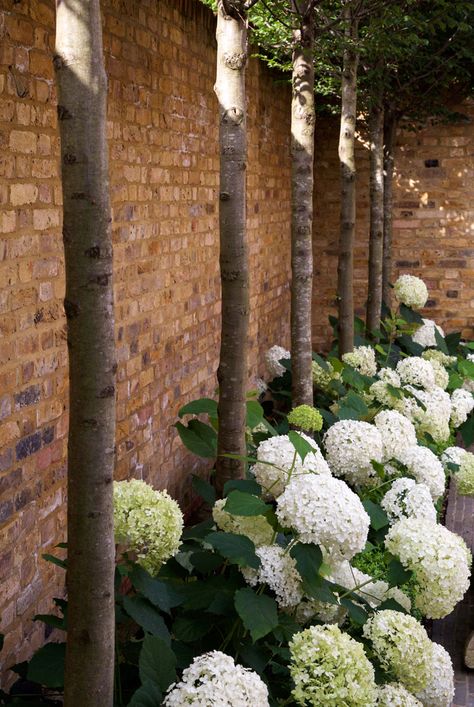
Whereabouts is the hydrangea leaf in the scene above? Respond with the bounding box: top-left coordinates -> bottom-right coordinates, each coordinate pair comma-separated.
178,398 -> 218,418
223,490 -> 271,517
205,532 -> 260,569
27,642 -> 65,688
129,566 -> 184,613
288,430 -> 316,463
128,681 -> 163,707
246,400 -> 264,428
175,420 -> 217,458
362,499 -> 389,531
223,478 -> 262,496
139,635 -> 176,693
234,588 -> 279,641
191,474 -> 216,506
123,596 -> 171,645
289,543 -> 323,597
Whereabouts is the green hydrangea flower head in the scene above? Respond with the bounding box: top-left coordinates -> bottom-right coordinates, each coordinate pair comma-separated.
289,624 -> 377,706
212,499 -> 274,546
288,405 -> 323,432
363,610 -> 432,693
456,452 -> 474,496
114,479 -> 183,575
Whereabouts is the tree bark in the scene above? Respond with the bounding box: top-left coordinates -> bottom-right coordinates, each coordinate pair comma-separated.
290,5 -> 315,407
337,3 -> 359,356
382,110 -> 397,308
55,2 -> 116,704
214,1 -> 249,495
366,100 -> 384,335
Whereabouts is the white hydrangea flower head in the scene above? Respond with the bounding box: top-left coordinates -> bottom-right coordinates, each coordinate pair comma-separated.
416,642 -> 454,707
381,478 -> 436,524
422,349 -> 457,367
456,452 -> 474,496
163,651 -> 269,706
370,380 -> 401,407
396,445 -> 445,501
386,517 -> 472,619
363,610 -> 433,692
242,545 -> 303,608
376,683 -> 423,706
450,388 -> 474,427
414,642 -> 454,707
394,274 -> 429,309
255,377 -> 268,395
252,432 -> 330,498
324,420 -> 383,486
428,359 -> 449,390
342,345 -> 377,377
212,499 -> 274,547
312,359 -> 342,393
374,410 -> 417,462
412,318 -> 444,348
289,624 -> 377,707
294,597 -> 346,626
329,561 -> 411,611
401,386 -> 452,444
265,344 -> 290,379
396,357 -> 436,390
378,367 -> 401,386
276,475 -> 369,561
113,480 -> 183,576
441,445 -> 467,469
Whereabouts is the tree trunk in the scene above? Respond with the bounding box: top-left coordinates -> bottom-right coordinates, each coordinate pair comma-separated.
337,3 -> 359,356
214,0 -> 249,495
55,2 -> 116,704
382,110 -> 397,308
290,6 -> 315,407
366,101 -> 384,335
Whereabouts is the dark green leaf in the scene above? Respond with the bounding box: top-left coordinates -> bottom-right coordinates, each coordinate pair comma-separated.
362,500 -> 389,531
138,635 -> 176,693
434,327 -> 449,354
288,430 -> 315,463
224,490 -> 271,517
41,553 -> 67,570
460,413 -> 474,447
223,478 -> 262,496
191,475 -> 216,506
178,397 -> 218,418
396,335 -> 424,357
338,391 -> 369,420
377,597 -> 409,614
246,400 -> 264,428
123,596 -> 170,644
459,358 -> 474,380
445,331 -> 461,354
448,371 -> 463,391
181,519 -> 215,541
205,532 -> 260,569
175,420 -> 217,458
340,597 -> 369,626
190,550 -> 223,573
400,303 -> 424,324
172,615 -> 213,642
234,588 -> 279,642
312,352 -> 330,371
128,681 -> 163,707
129,566 -> 184,613
27,642 -> 65,688
289,543 -> 323,597
387,558 -> 412,587
33,614 -> 66,630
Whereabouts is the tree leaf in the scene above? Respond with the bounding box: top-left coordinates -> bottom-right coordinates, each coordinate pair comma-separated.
312,352 -> 330,371
138,635 -> 176,693
41,553 -> 67,570
234,588 -> 278,642
288,430 -> 316,463
205,532 -> 260,569
246,400 -> 264,428
289,543 -> 323,597
175,420 -> 217,458
27,642 -> 65,688
362,499 -> 389,531
178,397 -> 218,418
191,475 -> 216,506
127,681 -> 163,707
123,596 -> 170,644
223,490 -> 271,517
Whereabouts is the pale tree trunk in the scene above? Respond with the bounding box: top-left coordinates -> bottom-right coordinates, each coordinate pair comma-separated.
337,2 -> 359,356
290,3 -> 315,407
55,1 -> 116,704
382,110 -> 397,307
214,0 -> 249,495
366,100 -> 384,335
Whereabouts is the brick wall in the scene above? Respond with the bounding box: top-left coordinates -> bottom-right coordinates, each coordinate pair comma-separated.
0,0 -> 291,674
312,101 -> 474,350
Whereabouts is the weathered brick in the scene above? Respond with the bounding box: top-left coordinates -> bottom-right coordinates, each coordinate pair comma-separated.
14,385 -> 40,409
9,130 -> 37,154
10,184 -> 39,206
15,431 -> 42,460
